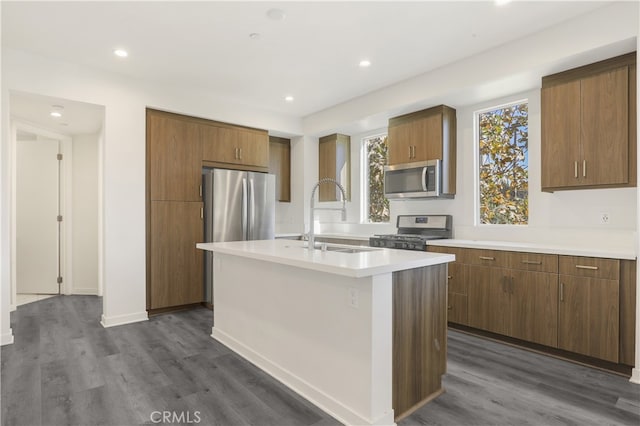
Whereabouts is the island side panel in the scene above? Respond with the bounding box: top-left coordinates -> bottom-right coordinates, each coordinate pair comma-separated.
392,263 -> 448,420
211,252 -> 395,426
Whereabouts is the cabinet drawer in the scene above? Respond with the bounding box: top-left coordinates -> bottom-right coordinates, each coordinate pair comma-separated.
506,252 -> 558,273
466,248 -> 508,267
427,246 -> 467,264
559,256 -> 620,280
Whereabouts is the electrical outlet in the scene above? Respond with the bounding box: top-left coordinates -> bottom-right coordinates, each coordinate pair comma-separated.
600,213 -> 610,225
348,288 -> 359,309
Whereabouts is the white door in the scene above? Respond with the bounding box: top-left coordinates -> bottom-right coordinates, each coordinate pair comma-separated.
16,136 -> 61,294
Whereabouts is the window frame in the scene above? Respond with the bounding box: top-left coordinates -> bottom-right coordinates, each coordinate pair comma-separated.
474,98 -> 529,227
360,132 -> 390,224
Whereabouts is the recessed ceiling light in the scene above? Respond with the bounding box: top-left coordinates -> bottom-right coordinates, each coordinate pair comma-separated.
249,33 -> 261,40
359,60 -> 371,68
284,96 -> 294,102
50,105 -> 64,118
113,49 -> 128,58
267,8 -> 286,21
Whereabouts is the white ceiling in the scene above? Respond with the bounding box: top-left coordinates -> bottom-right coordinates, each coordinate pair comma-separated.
2,0 -> 612,121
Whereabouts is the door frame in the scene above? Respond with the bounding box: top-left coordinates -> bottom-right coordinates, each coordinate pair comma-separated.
10,120 -> 73,310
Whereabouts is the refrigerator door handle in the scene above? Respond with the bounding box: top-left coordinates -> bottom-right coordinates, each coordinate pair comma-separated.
242,178 -> 248,240
249,178 -> 256,240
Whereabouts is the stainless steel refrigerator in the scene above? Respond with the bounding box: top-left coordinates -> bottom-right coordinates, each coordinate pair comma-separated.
203,168 -> 275,304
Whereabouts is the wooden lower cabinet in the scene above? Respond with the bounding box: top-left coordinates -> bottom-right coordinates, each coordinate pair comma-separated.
558,275 -> 619,363
509,270 -> 558,347
468,266 -> 509,335
149,201 -> 204,310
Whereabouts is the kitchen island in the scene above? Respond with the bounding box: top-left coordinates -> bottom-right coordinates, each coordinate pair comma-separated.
196,239 -> 454,425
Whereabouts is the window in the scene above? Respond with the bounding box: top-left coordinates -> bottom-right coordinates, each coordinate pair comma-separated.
363,134 -> 389,223
477,101 -> 528,225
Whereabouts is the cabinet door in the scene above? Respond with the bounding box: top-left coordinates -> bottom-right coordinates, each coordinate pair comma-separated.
558,275 -> 619,362
447,292 -> 468,325
148,114 -> 202,201
201,125 -> 238,164
467,266 -> 509,335
149,201 -> 204,309
541,81 -> 581,189
387,122 -> 412,165
237,130 -> 269,167
412,113 -> 443,162
269,137 -> 291,202
509,270 -> 558,347
581,66 -> 629,186
447,262 -> 467,295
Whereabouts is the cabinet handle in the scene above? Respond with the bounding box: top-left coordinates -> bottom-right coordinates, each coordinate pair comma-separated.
447,275 -> 452,280
479,256 -> 495,261
239,148 -> 243,160
576,264 -> 598,270
583,160 -> 586,178
199,184 -> 203,198
560,282 -> 564,302
200,207 -> 204,220
447,305 -> 453,311
574,161 -> 578,178
521,260 -> 542,265
408,146 -> 412,159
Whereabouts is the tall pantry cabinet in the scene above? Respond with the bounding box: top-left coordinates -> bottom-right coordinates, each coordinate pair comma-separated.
147,111 -> 204,311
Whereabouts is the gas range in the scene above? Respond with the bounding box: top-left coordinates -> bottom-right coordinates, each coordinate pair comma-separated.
369,215 -> 452,251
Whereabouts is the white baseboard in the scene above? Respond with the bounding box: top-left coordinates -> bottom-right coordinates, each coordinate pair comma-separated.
630,368 -> 640,384
100,311 -> 148,328
1,330 -> 14,346
211,327 -> 395,426
71,288 -> 99,295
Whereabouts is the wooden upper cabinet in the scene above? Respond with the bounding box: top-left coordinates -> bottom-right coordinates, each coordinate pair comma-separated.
318,133 -> 351,202
202,124 -> 269,168
147,111 -> 203,202
269,136 -> 291,202
541,52 -> 636,192
387,105 -> 454,166
541,81 -> 581,189
581,67 -> 629,186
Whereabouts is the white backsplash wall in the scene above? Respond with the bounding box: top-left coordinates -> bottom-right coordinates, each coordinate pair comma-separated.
320,89 -> 637,253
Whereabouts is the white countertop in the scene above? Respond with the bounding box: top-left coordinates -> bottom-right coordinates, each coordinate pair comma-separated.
427,239 -> 637,260
197,239 -> 454,278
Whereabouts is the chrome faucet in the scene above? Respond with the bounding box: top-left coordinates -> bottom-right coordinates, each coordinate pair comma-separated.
308,178 -> 347,250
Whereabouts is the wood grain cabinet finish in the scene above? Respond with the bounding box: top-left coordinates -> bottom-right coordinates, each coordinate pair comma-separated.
149,201 -> 204,310
387,105 -> 457,195
202,124 -> 269,168
393,264 -> 447,420
541,52 -> 636,192
147,111 -> 203,202
318,134 -> 351,202
558,275 -> 619,363
427,246 -> 468,325
268,136 -> 291,202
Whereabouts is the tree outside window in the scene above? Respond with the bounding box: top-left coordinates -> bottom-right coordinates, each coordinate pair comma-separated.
478,102 -> 528,225
364,135 -> 389,223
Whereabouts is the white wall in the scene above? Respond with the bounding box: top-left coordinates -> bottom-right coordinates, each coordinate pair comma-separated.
72,133 -> 99,295
1,48 -> 304,336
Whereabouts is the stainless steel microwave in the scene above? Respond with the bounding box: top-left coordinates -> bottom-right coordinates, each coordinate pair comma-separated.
384,159 -> 447,199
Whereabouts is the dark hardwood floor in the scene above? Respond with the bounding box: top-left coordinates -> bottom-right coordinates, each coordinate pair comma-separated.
1,295 -> 638,426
